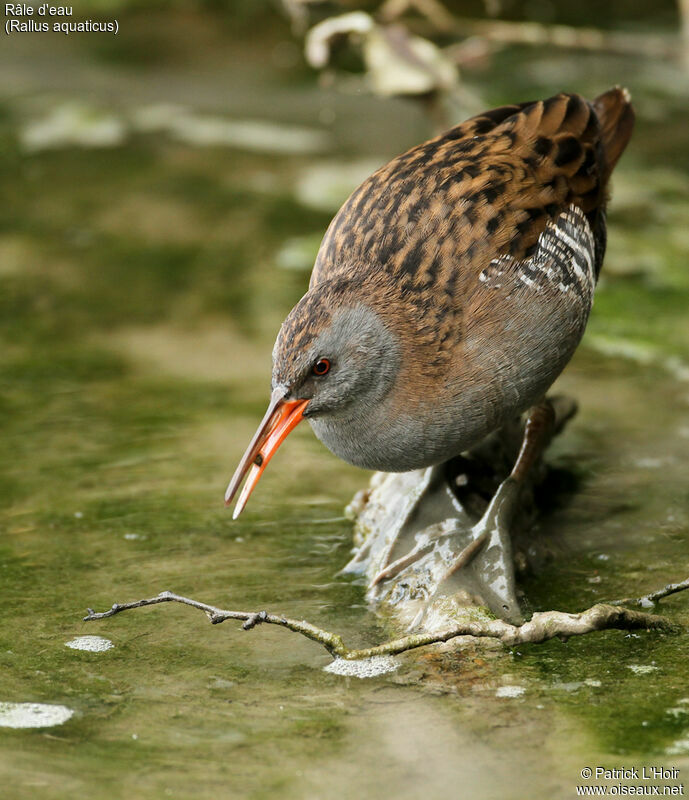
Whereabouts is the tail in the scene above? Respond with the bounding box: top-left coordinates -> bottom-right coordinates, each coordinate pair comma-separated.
593,86 -> 635,182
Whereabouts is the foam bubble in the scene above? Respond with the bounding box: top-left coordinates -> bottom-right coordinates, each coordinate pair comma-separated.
627,664 -> 658,675
65,636 -> 114,652
667,735 -> 689,755
0,702 -> 74,729
496,685 -> 526,698
323,655 -> 400,678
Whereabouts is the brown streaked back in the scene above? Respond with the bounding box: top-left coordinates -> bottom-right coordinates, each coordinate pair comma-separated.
310,89 -> 634,299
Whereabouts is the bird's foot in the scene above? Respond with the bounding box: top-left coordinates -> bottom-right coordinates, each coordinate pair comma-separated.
407,476 -> 524,629
405,400 -> 559,627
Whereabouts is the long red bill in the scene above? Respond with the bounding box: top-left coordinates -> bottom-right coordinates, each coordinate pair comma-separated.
225,387 -> 309,519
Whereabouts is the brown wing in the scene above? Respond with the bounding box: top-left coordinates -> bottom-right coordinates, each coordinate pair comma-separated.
460,205 -> 598,420
310,89 -> 633,298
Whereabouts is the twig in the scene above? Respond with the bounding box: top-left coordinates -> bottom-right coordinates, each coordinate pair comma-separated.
378,0 -> 679,61
85,591 -> 348,657
378,0 -> 456,32
445,17 -> 676,60
681,0 -> 689,69
610,578 -> 689,609
84,584 -> 684,663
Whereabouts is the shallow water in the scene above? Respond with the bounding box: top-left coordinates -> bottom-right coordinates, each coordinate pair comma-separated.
1,7 -> 689,799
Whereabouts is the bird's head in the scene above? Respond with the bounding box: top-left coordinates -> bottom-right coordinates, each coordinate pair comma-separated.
225,278 -> 401,518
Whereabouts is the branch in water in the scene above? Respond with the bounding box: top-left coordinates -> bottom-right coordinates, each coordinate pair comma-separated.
610,577 -> 689,609
84,583 -> 685,662
85,591 -> 348,657
378,0 -> 679,60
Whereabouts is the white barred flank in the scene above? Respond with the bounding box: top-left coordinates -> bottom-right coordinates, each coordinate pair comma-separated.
479,205 -> 596,306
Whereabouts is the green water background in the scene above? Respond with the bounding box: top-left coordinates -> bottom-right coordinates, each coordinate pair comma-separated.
1,3 -> 689,797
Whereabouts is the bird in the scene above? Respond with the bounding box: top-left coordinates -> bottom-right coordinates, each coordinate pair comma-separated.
224,88 -> 634,615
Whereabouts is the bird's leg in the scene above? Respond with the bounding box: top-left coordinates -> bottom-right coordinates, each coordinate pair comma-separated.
463,399 -> 556,623
411,399 -> 556,629
511,399 -> 556,483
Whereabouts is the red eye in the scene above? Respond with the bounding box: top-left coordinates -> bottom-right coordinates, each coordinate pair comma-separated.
312,358 -> 331,376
